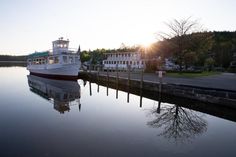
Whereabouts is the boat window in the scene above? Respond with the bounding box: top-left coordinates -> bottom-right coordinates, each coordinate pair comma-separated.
69,56 -> 74,63
41,59 -> 45,64
49,57 -> 54,64
75,56 -> 79,63
63,56 -> 68,63
54,57 -> 59,64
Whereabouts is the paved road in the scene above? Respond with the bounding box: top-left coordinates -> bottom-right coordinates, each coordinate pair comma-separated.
96,71 -> 236,91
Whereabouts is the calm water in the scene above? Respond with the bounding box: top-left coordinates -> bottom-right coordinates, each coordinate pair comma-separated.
0,67 -> 236,157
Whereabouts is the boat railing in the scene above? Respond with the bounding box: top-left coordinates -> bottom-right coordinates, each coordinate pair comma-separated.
49,48 -> 79,55
28,48 -> 79,58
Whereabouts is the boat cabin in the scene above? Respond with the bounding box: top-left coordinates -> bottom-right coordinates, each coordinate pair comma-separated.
52,37 -> 70,55
27,37 -> 80,68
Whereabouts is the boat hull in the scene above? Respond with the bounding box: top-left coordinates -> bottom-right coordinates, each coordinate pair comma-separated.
28,64 -> 80,80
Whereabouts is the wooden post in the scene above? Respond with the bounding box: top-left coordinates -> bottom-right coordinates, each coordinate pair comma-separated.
107,67 -> 109,82
78,103 -> 81,111
97,84 -> 99,93
97,65 -> 100,80
116,84 -> 118,99
98,65 -> 100,76
157,96 -> 161,114
157,70 -> 163,113
116,64 -> 119,85
140,68 -> 144,89
128,65 -> 131,86
89,81 -> 92,96
127,92 -> 130,103
158,70 -> 163,93
106,85 -> 109,96
89,64 -> 91,73
139,89 -> 143,108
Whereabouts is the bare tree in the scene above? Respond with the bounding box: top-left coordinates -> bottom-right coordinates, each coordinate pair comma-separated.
159,17 -> 202,71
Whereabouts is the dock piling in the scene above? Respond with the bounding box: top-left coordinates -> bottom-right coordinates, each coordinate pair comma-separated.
140,68 -> 144,89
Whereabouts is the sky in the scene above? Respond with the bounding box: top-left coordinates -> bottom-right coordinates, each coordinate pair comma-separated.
0,0 -> 236,55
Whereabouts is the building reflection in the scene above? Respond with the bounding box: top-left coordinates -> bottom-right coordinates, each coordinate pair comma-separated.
27,75 -> 81,114
147,103 -> 208,144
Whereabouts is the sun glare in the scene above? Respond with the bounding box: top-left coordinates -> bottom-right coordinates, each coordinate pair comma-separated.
140,34 -> 155,48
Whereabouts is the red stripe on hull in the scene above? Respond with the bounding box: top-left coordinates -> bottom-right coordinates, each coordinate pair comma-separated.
30,72 -> 78,81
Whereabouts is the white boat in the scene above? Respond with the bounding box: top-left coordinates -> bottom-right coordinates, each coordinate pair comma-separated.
27,75 -> 81,113
27,37 -> 81,80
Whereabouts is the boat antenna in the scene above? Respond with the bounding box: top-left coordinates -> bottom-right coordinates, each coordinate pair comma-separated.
77,45 -> 81,54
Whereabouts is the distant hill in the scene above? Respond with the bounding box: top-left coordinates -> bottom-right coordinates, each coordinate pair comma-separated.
0,55 -> 27,62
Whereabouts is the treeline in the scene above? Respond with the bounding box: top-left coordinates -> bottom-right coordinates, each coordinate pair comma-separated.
0,55 -> 27,61
151,31 -> 236,71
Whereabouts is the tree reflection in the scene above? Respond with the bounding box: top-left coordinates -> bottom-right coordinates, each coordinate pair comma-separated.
147,104 -> 207,143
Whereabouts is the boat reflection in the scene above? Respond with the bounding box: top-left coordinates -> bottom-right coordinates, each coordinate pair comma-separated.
27,75 -> 81,114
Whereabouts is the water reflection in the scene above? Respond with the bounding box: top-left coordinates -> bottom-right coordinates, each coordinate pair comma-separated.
147,103 -> 207,144
92,81 -> 208,143
27,75 -> 81,113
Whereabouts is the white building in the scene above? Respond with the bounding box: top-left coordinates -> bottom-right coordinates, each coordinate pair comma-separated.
102,51 -> 145,70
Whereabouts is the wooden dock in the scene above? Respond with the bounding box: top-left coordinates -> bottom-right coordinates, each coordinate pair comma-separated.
78,69 -> 236,108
